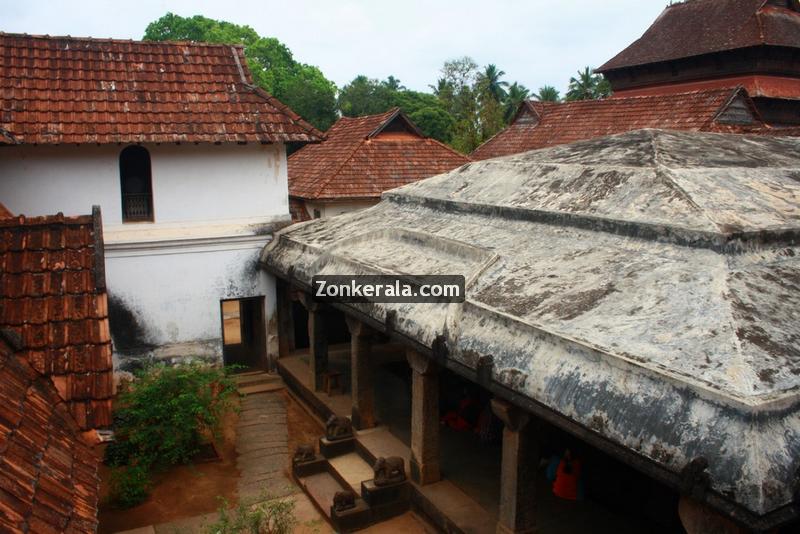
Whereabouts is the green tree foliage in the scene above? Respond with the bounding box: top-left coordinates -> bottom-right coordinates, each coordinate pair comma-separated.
104,364 -> 238,508
437,57 -> 481,153
206,492 -> 296,534
478,64 -> 509,102
504,82 -> 530,121
337,76 -> 456,143
435,58 -> 529,153
566,67 -> 612,101
475,64 -> 510,141
143,13 -> 338,131
337,75 -> 396,117
533,85 -> 561,102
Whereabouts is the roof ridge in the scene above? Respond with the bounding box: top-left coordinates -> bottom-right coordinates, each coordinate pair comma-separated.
296,108 -> 407,198
0,31 -> 248,49
246,84 -> 324,140
0,212 -> 94,227
425,137 -> 471,162
307,133 -> 370,199
0,34 -> 323,145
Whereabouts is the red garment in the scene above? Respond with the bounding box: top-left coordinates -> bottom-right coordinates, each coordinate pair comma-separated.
441,411 -> 471,431
553,458 -> 581,501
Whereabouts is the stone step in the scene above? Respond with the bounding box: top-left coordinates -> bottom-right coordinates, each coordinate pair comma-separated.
233,369 -> 269,377
299,471 -> 344,520
328,452 -> 375,493
238,379 -> 285,396
235,372 -> 281,386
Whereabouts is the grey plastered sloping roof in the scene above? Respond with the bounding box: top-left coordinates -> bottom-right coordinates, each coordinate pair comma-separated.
262,129 -> 800,527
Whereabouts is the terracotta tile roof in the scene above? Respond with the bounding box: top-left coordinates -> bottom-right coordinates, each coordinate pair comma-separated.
0,330 -> 99,533
0,33 -> 323,145
0,207 -> 113,430
289,198 -> 311,223
289,108 -> 470,200
0,203 -> 12,219
598,0 -> 800,72
765,126 -> 800,136
471,88 -> 764,160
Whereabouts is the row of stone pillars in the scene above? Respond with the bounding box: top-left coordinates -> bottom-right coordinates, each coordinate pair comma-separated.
283,294 -> 537,534
279,288 -> 741,534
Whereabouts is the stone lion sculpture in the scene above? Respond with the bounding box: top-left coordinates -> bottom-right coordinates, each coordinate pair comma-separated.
325,414 -> 353,441
292,444 -> 316,465
332,490 -> 356,512
373,456 -> 406,486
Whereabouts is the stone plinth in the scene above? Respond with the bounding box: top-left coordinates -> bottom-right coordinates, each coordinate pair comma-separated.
330,497 -> 372,533
319,436 -> 356,458
291,455 -> 327,478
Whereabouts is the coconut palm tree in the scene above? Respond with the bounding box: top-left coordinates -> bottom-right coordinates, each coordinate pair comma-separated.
566,67 -> 599,100
480,64 -> 509,102
533,85 -> 561,102
596,76 -> 613,98
504,82 -> 530,122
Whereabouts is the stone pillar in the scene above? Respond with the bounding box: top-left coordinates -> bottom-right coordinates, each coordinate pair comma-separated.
491,398 -> 538,534
406,349 -> 440,485
678,496 -> 747,534
307,303 -> 328,392
346,317 -> 377,430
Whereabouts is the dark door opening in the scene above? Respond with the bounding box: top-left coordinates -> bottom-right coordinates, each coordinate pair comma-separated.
292,300 -> 310,350
221,297 -> 266,369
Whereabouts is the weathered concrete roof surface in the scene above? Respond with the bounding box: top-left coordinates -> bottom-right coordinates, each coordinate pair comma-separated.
262,129 -> 800,523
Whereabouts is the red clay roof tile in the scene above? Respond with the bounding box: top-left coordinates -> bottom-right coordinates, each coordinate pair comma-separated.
0,33 -> 323,145
470,88 -> 767,160
289,108 -> 470,201
598,0 -> 800,72
0,208 -> 113,429
0,331 -> 99,534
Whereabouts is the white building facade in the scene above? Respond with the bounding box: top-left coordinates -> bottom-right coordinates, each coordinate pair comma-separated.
0,142 -> 291,369
0,34 -> 322,370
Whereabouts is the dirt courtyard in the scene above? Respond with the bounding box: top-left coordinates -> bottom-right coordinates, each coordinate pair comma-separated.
97,389 -> 324,533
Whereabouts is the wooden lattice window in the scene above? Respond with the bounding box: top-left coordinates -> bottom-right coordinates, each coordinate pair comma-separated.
120,146 -> 154,222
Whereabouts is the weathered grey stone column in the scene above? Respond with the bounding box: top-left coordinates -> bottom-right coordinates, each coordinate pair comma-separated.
346,317 -> 377,429
406,349 -> 440,485
491,398 -> 538,534
306,302 -> 328,392
678,496 -> 746,534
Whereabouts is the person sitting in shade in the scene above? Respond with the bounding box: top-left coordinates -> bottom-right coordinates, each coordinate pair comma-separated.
546,448 -> 584,501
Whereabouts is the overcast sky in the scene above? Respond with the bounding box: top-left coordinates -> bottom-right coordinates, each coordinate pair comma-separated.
0,0 -> 668,95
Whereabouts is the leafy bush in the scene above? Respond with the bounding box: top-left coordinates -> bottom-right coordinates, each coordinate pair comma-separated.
109,464 -> 150,509
105,363 -> 238,507
205,492 -> 296,534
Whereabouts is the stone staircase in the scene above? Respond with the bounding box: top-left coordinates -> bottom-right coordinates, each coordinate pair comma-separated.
234,370 -> 285,395
291,431 -> 411,532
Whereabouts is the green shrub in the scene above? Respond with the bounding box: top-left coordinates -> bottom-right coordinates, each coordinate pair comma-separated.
205,492 -> 296,534
106,363 -> 238,507
109,464 -> 150,508
104,436 -> 136,467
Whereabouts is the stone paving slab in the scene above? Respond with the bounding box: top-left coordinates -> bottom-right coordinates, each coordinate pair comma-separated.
235,390 -> 296,502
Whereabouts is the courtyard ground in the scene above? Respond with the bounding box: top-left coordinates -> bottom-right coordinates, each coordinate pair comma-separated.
99,375 -> 432,533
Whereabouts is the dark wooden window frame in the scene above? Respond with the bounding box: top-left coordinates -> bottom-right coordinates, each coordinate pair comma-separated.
119,145 -> 154,223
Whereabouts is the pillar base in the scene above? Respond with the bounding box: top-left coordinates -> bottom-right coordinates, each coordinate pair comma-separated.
351,406 -> 376,431
678,496 -> 746,534
410,457 -> 441,486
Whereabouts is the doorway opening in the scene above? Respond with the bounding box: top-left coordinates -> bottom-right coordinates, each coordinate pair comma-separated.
221,297 -> 266,369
